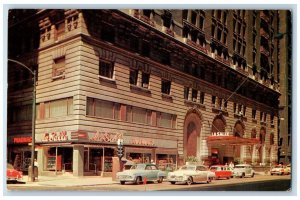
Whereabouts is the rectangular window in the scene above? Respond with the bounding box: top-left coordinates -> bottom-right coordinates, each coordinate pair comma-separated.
260,112 -> 263,122
212,96 -> 216,106
142,72 -> 150,88
159,112 -> 173,128
184,87 -> 189,100
270,115 -> 274,125
87,97 -> 94,116
252,109 -> 256,119
233,103 -> 237,113
114,103 -> 120,120
224,101 -> 227,110
129,70 -> 138,85
200,16 -> 204,30
132,106 -> 147,124
161,80 -> 171,95
217,98 -> 222,109
130,35 -> 139,52
55,22 -> 65,40
99,60 -> 114,79
192,89 -> 198,102
53,57 -> 65,77
44,97 -> 73,118
50,98 -> 68,117
191,11 -> 197,25
200,92 -> 205,104
243,106 -> 246,116
95,99 -> 114,119
126,106 -> 132,122
217,27 -> 222,41
264,113 -> 267,122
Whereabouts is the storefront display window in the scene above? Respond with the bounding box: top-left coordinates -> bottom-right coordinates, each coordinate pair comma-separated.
156,154 -> 177,172
126,152 -> 151,164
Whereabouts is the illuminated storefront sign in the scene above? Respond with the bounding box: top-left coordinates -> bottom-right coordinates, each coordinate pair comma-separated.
43,131 -> 68,142
89,131 -> 123,142
130,138 -> 154,146
89,131 -> 155,146
13,137 -> 32,144
211,132 -> 230,136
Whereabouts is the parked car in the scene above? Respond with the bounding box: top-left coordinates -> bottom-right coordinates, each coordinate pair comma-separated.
233,164 -> 255,178
210,165 -> 233,179
7,163 -> 23,182
270,165 -> 290,175
116,163 -> 166,185
286,164 -> 291,174
167,165 -> 214,185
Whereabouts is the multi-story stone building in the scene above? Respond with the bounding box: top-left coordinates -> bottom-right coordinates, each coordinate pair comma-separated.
7,9 -> 286,176
277,10 -> 292,164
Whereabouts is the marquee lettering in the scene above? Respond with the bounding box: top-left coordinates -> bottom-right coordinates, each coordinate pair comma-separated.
211,132 -> 230,136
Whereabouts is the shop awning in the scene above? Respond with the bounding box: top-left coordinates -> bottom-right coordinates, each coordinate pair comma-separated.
207,136 -> 260,146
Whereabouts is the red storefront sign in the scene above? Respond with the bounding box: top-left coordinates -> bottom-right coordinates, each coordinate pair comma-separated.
13,137 -> 32,144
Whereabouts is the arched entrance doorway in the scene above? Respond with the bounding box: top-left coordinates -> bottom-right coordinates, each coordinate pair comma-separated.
259,127 -> 266,163
233,121 -> 245,163
211,115 -> 226,165
183,109 -> 202,160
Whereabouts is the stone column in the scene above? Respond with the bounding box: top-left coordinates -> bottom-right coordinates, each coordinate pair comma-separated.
73,145 -> 84,176
37,148 -> 44,175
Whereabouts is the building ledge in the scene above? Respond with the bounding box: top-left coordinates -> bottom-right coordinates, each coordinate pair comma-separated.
130,84 -> 151,94
184,100 -> 206,109
99,75 -> 116,85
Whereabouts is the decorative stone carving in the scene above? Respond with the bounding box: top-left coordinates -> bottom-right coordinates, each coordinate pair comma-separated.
65,9 -> 80,31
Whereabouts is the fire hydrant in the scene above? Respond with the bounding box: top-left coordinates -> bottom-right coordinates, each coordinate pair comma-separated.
143,176 -> 147,185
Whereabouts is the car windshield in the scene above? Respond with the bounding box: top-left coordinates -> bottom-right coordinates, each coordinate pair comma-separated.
274,166 -> 283,168
7,164 -> 14,169
210,166 -> 218,170
235,166 -> 246,169
130,164 -> 146,170
180,165 -> 195,170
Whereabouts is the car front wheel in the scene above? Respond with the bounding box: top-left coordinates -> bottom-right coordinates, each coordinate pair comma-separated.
158,176 -> 163,183
120,181 -> 125,185
170,181 -> 176,185
134,176 -> 142,185
186,177 -> 193,185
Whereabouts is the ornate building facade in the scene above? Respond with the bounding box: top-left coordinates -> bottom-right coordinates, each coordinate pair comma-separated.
7,9 -> 284,176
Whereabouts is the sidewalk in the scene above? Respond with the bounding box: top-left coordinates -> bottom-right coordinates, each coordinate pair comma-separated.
22,175 -> 117,187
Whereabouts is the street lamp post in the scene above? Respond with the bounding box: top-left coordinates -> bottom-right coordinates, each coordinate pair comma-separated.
8,59 -> 36,182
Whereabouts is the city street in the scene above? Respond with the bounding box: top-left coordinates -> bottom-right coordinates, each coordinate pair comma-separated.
6,175 -> 291,192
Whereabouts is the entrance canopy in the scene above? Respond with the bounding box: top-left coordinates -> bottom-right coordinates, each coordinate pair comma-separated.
207,136 -> 260,146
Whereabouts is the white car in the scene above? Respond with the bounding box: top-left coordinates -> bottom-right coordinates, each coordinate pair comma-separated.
270,165 -> 290,175
233,164 -> 255,178
167,165 -> 214,185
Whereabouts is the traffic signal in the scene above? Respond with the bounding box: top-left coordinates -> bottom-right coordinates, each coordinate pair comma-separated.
117,145 -> 124,158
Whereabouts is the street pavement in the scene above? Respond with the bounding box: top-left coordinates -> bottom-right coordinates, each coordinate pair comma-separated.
12,175 -> 117,187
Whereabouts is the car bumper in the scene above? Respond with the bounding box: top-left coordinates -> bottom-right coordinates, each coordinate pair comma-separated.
270,171 -> 284,174
116,177 -> 135,182
7,177 -> 23,181
168,177 -> 188,182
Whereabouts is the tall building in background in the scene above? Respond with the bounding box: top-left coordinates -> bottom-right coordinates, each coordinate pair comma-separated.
277,10 -> 292,164
7,9 -> 289,177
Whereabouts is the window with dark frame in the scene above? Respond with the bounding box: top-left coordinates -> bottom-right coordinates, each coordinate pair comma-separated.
212,96 -> 216,106
252,109 -> 256,119
161,80 -> 171,95
129,70 -> 138,85
142,72 -> 150,88
99,60 -> 114,79
53,57 -> 65,77
192,89 -> 198,102
200,92 -> 205,104
191,11 -> 197,25
141,40 -> 150,57
184,87 -> 189,100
